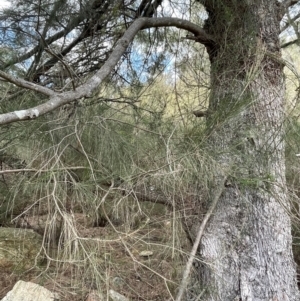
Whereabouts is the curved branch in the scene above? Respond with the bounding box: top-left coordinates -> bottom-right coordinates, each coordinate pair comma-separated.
0,70 -> 55,96
141,17 -> 215,45
0,17 -> 213,125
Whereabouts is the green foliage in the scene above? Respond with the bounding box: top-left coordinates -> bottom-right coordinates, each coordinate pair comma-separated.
2,0 -> 300,298
0,65 -> 215,295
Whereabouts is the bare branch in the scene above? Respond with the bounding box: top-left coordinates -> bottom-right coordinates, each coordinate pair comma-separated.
141,17 -> 215,45
0,17 -> 213,125
0,70 -> 55,96
281,11 -> 300,33
0,166 -> 88,175
281,38 -> 299,48
44,48 -> 76,90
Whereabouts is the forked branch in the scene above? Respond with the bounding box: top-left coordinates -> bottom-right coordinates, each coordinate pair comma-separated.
0,17 -> 214,125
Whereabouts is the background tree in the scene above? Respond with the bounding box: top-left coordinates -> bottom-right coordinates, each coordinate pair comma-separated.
1,1 -> 300,301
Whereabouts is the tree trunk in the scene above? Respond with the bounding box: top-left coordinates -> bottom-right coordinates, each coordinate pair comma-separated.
191,1 -> 300,300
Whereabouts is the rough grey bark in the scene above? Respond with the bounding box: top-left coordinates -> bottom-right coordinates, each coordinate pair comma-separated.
0,1 -> 299,299
189,1 -> 300,300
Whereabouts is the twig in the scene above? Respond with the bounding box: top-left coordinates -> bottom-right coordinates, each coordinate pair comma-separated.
45,47 -> 76,91
0,166 -> 89,175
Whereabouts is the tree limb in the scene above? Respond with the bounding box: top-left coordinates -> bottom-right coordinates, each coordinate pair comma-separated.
281,38 -> 299,48
0,17 -> 213,125
0,70 -> 55,96
141,17 -> 215,45
281,11 -> 300,33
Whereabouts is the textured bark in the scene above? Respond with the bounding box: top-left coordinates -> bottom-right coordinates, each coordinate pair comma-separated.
0,2 -> 298,299
189,1 -> 300,300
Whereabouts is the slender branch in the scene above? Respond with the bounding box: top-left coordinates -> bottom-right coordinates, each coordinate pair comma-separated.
0,166 -> 89,175
0,70 -> 55,96
141,17 -> 215,45
175,174 -> 227,301
32,33 -> 85,82
44,48 -> 76,90
281,11 -> 300,33
0,17 -> 213,125
281,38 -> 299,48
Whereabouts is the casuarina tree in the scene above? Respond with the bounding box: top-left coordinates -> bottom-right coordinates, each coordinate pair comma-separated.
0,1 -> 299,300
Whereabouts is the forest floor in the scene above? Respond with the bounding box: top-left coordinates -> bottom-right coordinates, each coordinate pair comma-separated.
0,203 -> 190,301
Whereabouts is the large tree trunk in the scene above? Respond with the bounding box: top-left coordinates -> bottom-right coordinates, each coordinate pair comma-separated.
191,1 -> 300,300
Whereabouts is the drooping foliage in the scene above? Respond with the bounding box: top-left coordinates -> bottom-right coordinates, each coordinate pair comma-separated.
1,0 -> 300,300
